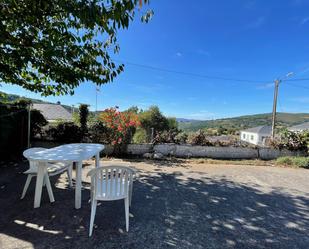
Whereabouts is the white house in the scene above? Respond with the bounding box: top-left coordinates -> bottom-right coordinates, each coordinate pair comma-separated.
32,103 -> 72,123
288,122 -> 309,132
240,125 -> 272,146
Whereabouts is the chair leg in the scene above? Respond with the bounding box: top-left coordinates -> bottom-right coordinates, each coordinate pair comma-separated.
129,183 -> 133,207
124,197 -> 129,232
44,174 -> 55,203
89,199 -> 97,237
90,184 -> 93,203
67,164 -> 73,187
21,175 -> 33,199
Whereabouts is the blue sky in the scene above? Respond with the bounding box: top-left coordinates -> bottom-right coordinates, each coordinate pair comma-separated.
2,0 -> 309,119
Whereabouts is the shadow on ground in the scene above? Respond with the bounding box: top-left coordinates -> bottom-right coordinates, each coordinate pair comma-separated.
0,160 -> 308,249
125,157 -> 190,169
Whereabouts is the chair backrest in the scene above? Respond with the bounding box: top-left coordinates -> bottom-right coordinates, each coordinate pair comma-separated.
88,166 -> 134,201
23,147 -> 47,171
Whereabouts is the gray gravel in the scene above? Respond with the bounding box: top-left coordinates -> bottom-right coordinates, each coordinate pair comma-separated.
0,159 -> 308,249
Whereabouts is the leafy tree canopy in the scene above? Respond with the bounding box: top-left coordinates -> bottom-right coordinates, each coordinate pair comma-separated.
0,0 -> 152,96
30,109 -> 48,138
167,117 -> 178,130
139,105 -> 173,133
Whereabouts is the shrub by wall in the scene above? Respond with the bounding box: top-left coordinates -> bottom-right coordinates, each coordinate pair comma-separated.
275,156 -> 309,168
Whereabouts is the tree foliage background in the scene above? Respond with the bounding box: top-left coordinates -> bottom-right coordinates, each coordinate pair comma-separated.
132,105 -> 179,143
0,0 -> 152,96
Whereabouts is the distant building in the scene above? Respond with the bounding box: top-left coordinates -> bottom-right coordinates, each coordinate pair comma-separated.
32,103 -> 72,123
288,122 -> 309,132
240,125 -> 272,146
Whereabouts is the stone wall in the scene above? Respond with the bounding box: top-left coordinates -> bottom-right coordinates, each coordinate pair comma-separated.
258,147 -> 307,160
125,144 -> 306,160
32,141 -> 307,160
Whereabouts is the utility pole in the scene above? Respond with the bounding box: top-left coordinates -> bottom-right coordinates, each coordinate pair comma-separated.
271,79 -> 280,139
270,72 -> 294,139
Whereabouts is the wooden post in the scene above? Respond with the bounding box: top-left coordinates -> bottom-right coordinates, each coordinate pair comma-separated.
27,103 -> 31,148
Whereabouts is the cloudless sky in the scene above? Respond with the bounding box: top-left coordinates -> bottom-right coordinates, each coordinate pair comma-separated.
2,0 -> 309,119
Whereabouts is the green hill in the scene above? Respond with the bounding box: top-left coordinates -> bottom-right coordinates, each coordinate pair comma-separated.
178,113 -> 309,132
0,91 -> 75,112
0,91 -> 47,104
2,91 -> 309,132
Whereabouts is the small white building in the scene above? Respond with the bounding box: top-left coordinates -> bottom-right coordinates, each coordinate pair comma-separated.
240,125 -> 272,146
288,122 -> 309,132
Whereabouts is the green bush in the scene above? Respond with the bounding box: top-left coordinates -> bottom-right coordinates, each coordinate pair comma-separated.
88,121 -> 113,144
47,122 -> 82,143
133,128 -> 147,143
275,156 -> 309,168
79,104 -> 89,134
30,109 -> 48,138
275,157 -> 293,165
175,132 -> 188,144
270,129 -> 308,151
152,129 -> 180,144
187,130 -> 212,146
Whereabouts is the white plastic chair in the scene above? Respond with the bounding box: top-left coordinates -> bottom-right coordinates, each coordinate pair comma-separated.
87,165 -> 135,236
21,147 -> 73,201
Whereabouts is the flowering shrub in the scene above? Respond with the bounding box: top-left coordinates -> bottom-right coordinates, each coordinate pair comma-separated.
175,132 -> 188,144
187,130 -> 212,146
99,107 -> 140,145
152,129 -> 181,144
269,129 -> 308,151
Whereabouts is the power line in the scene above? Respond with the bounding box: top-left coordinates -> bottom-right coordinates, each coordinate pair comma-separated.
278,97 -> 285,113
285,78 -> 309,81
284,82 -> 309,90
115,59 -> 271,84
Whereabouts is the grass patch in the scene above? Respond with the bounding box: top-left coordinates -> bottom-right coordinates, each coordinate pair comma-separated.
275,156 -> 309,168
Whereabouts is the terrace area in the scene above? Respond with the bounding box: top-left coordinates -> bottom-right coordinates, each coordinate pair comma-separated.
1,158 -> 308,249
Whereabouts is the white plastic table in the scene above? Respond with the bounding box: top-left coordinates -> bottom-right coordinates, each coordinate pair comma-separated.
24,143 -> 104,209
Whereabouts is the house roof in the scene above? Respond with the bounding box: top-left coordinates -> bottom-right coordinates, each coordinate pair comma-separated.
289,122 -> 309,131
32,103 -> 72,121
241,125 -> 272,135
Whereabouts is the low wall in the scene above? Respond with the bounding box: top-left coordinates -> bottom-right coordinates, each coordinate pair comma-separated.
175,145 -> 258,159
32,141 -> 307,160
126,144 -> 307,160
258,147 -> 307,160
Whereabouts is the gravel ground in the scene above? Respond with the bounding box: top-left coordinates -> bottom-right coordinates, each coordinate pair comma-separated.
0,158 -> 308,249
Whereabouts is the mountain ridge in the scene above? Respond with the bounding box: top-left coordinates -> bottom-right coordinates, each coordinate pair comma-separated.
2,91 -> 309,131
177,112 -> 309,132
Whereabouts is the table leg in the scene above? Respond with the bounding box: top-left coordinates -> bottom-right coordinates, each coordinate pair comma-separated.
95,153 -> 100,168
34,162 -> 46,208
45,174 -> 55,203
75,161 -> 82,209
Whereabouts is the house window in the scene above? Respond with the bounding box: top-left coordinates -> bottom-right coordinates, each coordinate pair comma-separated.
251,135 -> 254,140
243,134 -> 246,139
